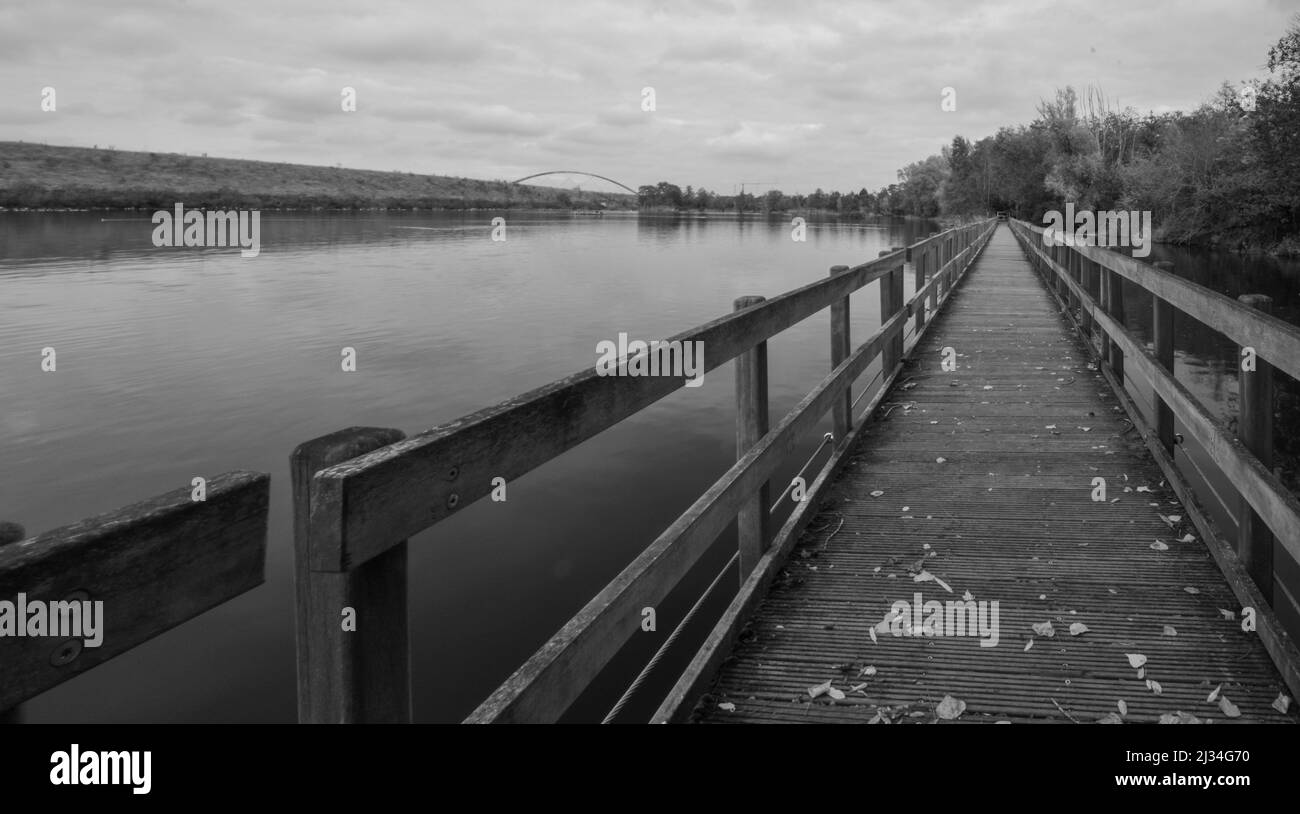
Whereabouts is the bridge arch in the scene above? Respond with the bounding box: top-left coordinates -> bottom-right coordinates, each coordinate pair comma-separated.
511,171 -> 638,196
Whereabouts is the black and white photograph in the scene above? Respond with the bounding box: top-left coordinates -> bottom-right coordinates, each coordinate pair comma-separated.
1,0 -> 1298,795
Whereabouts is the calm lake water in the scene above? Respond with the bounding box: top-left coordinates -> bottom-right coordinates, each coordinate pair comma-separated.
2,212 -> 1297,722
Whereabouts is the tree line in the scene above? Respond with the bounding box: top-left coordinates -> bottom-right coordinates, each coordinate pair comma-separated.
643,16 -> 1300,253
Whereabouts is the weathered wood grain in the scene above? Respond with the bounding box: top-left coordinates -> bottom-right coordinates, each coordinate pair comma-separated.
306,251 -> 926,572
292,427 -> 410,724
1023,220 -> 1300,382
734,297 -> 771,583
465,308 -> 910,723
0,472 -> 268,712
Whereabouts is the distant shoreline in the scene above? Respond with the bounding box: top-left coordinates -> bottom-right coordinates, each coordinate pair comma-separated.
0,141 -> 637,212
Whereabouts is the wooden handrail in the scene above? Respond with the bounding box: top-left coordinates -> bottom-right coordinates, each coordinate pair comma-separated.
1008,219 -> 1300,566
0,472 -> 271,713
1015,219 -> 1300,382
1009,219 -> 1300,701
463,218 -> 996,722
292,217 -> 993,723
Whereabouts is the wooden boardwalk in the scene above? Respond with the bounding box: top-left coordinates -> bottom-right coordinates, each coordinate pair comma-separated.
691,225 -> 1299,724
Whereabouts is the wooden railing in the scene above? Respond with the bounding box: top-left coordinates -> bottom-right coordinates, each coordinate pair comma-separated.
0,472 -> 270,721
1008,218 -> 1300,698
291,217 -> 997,723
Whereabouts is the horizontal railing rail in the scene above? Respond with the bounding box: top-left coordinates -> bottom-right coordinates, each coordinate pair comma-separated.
1008,218 -> 1300,699
0,472 -> 271,716
292,216 -> 996,723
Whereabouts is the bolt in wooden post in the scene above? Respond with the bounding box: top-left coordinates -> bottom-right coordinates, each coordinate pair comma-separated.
292,427 -> 411,723
0,522 -> 26,724
1237,294 -> 1275,603
734,296 -> 771,582
1152,261 -> 1176,455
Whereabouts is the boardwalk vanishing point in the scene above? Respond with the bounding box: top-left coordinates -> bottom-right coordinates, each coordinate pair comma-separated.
684,225 -> 1298,724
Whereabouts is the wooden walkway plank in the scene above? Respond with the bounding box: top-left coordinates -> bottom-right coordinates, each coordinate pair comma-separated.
688,225 -> 1299,724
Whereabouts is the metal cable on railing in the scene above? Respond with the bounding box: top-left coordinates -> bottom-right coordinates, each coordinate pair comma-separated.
768,431 -> 835,515
601,550 -> 741,724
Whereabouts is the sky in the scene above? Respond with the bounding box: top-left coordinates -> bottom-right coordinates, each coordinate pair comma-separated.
1,0 -> 1297,195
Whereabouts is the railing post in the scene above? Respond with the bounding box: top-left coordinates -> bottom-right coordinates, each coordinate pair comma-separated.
913,244 -> 926,335
828,268 -> 851,442
0,522 -> 26,724
1108,265 -> 1125,382
879,255 -> 904,373
1080,253 -> 1094,337
1099,260 -> 1112,363
734,295 -> 771,581
1237,294 -> 1275,604
292,427 -> 411,723
1152,261 -> 1176,455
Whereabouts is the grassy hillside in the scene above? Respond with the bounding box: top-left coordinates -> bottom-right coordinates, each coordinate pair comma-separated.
0,142 -> 635,211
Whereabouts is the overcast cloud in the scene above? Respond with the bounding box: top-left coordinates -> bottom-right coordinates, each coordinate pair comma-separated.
2,0 -> 1296,194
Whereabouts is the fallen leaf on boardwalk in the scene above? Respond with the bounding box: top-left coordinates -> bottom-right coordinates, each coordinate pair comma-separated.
936,457 -> 947,463
1151,540 -> 1169,551
1070,622 -> 1090,636
1180,534 -> 1196,543
1122,474 -> 1129,482
983,385 -> 993,390
1079,427 -> 1092,432
1219,696 -> 1241,718
867,711 -> 884,724
1136,486 -> 1151,493
1163,625 -> 1178,636
1032,621 -> 1056,637
1146,679 -> 1163,695
962,590 -> 974,602
914,570 -> 934,584
1207,685 -> 1222,703
849,683 -> 868,693
808,680 -> 832,699
1118,699 -> 1128,716
922,542 -> 930,549
929,420 -> 938,424
1046,424 -> 1057,429
1138,667 -> 1146,680
869,626 -> 878,644
1184,586 -> 1200,594
717,702 -> 736,712
1024,638 -> 1034,652
1123,487 -> 1133,492
1168,515 -> 1182,522
873,566 -> 881,573
1159,711 -> 1203,724
1126,653 -> 1147,669
1108,588 -> 1118,595
870,490 -> 884,497
1110,498 -> 1120,503
1039,594 -> 1047,600
1218,608 -> 1235,620
860,665 -> 877,677
936,695 -> 966,720
827,687 -> 846,701
1273,693 -> 1292,714
1098,712 -> 1123,724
